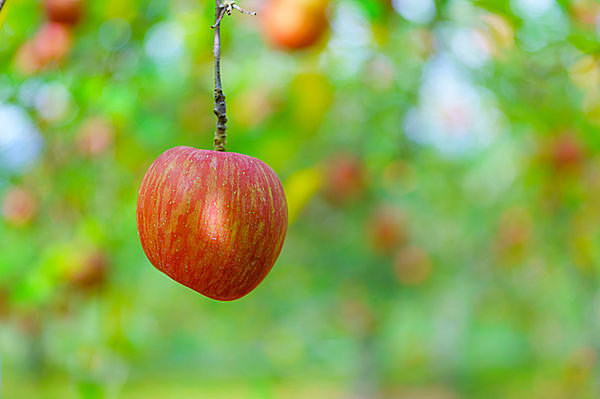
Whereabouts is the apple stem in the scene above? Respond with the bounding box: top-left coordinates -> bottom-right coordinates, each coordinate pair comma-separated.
211,1 -> 256,152
0,0 -> 6,14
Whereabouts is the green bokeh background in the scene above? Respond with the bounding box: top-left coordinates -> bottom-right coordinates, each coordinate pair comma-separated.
1,0 -> 600,397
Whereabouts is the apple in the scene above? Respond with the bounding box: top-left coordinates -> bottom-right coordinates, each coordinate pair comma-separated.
493,207 -> 532,262
367,205 -> 407,255
136,146 -> 288,301
33,22 -> 73,65
14,24 -> 72,75
322,152 -> 366,205
262,0 -> 329,50
44,0 -> 83,26
535,132 -> 585,175
14,40 -> 44,76
68,249 -> 109,291
2,187 -> 37,227
76,116 -> 115,157
393,246 -> 432,285
550,133 -> 584,171
571,1 -> 599,26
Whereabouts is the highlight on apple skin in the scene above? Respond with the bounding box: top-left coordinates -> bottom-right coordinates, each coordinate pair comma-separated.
136,146 -> 288,301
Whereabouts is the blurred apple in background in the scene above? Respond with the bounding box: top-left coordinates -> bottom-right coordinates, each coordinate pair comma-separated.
76,117 -> 115,157
2,186 -> 37,227
493,207 -> 532,264
44,0 -> 83,26
33,23 -> 73,65
570,0 -> 599,26
367,205 -> 408,256
262,0 -> 329,50
14,41 -> 45,76
322,152 -> 366,206
393,246 -> 432,285
14,9 -> 77,75
67,249 -> 109,292
548,133 -> 585,172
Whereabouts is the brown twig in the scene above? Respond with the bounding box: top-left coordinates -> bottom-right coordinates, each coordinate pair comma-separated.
211,1 -> 256,152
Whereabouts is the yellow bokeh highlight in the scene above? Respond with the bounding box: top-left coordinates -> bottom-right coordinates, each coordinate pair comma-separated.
283,167 -> 322,224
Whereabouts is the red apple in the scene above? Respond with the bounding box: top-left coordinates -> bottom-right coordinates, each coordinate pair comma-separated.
571,1 -> 599,26
393,246 -> 432,285
550,133 -> 584,171
68,249 -> 109,291
493,206 -> 532,263
262,0 -> 329,50
14,40 -> 44,76
367,205 -> 408,255
322,152 -> 366,205
136,146 -> 288,301
33,22 -> 73,65
2,187 -> 37,227
44,0 -> 83,26
76,116 -> 115,157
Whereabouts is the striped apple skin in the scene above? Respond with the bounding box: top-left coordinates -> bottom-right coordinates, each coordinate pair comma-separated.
136,146 -> 288,301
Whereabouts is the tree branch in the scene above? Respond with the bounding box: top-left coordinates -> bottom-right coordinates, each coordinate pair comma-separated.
213,1 -> 227,151
211,1 -> 256,152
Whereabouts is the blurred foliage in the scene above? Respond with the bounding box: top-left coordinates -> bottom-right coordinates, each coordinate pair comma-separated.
2,0 -> 600,397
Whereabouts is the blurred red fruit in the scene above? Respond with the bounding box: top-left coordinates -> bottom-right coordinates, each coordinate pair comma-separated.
322,153 -> 366,205
68,249 -> 109,291
394,246 -> 432,285
14,41 -> 44,76
44,0 -> 83,26
555,135 -> 584,168
543,133 -> 585,172
77,117 -> 115,157
571,1 -> 599,26
367,205 -> 408,255
33,23 -> 73,65
493,207 -> 532,263
263,0 -> 328,50
2,187 -> 37,227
